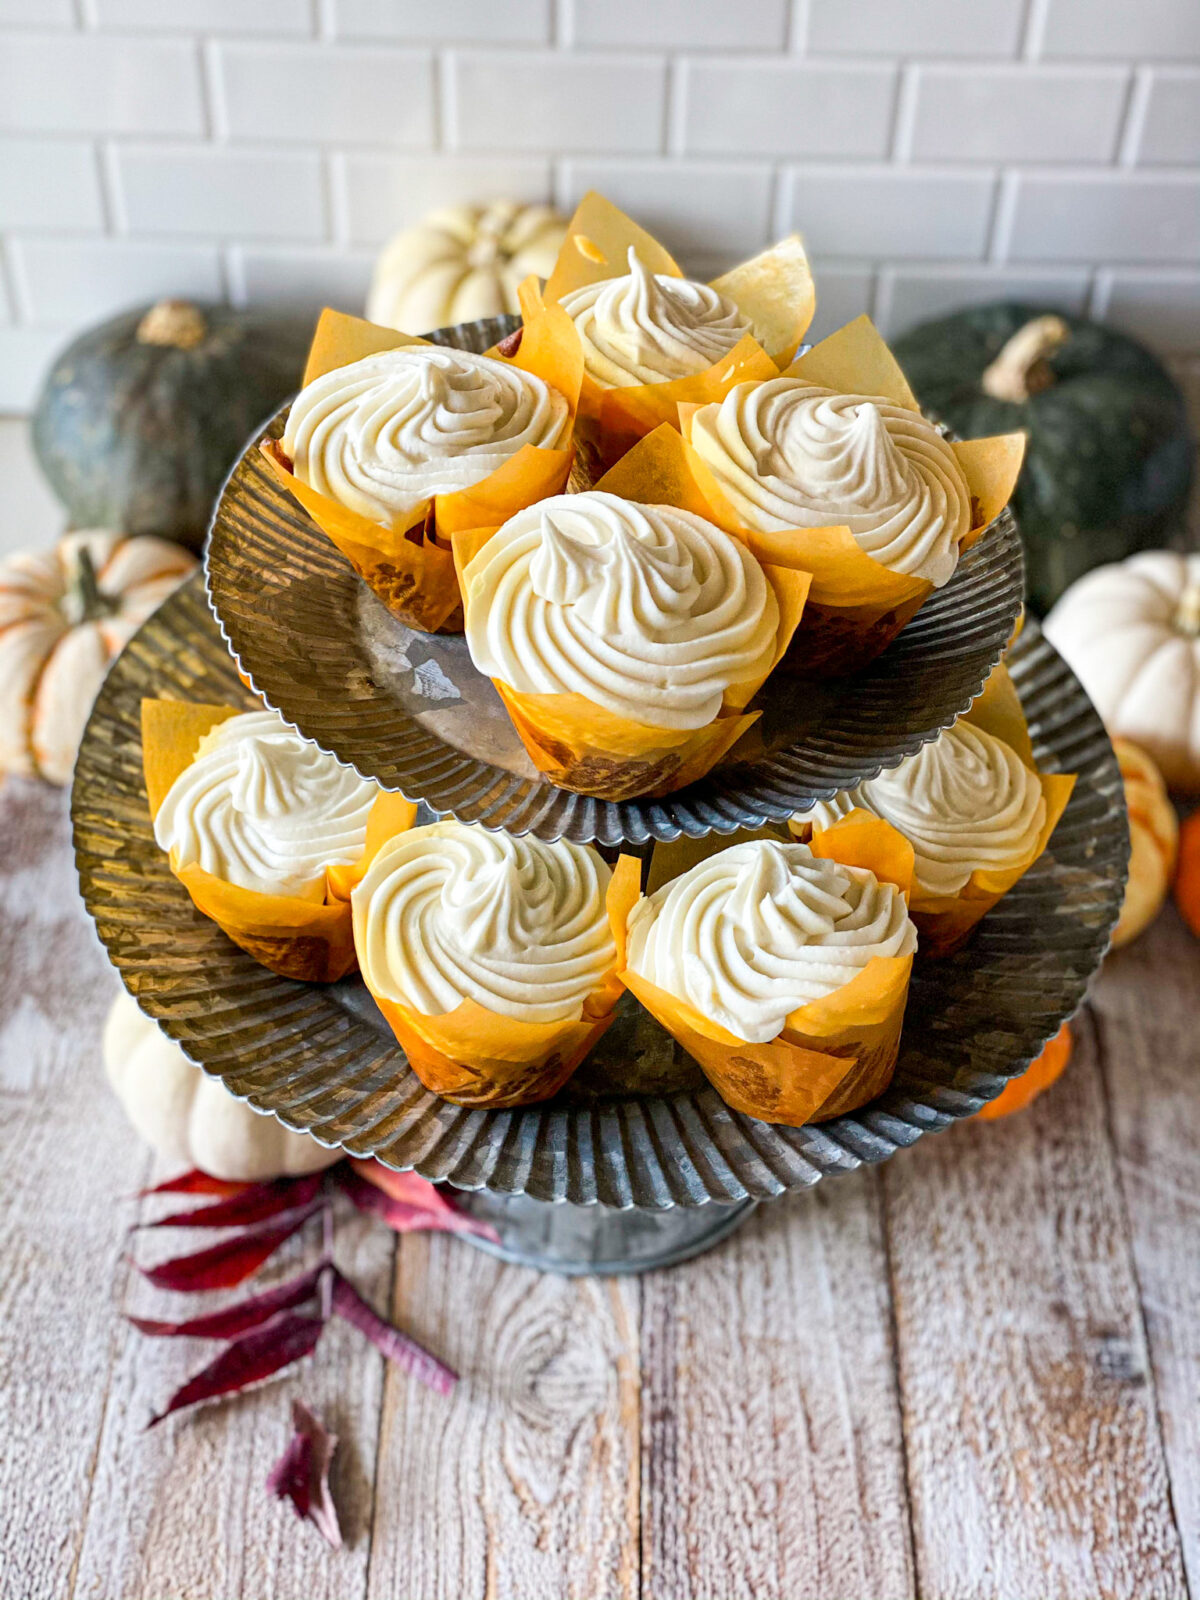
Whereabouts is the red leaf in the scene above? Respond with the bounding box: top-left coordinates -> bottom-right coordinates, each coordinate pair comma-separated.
341,1163 -> 499,1243
267,1399 -> 342,1548
147,1311 -> 325,1427
140,1174 -> 326,1230
330,1272 -> 457,1395
138,1170 -> 252,1199
134,1204 -> 322,1293
129,1264 -> 328,1340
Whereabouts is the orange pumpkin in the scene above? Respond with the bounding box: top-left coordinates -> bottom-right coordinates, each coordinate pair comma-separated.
1111,737 -> 1179,948
976,1023 -> 1072,1120
1175,809 -> 1200,938
0,529 -> 195,784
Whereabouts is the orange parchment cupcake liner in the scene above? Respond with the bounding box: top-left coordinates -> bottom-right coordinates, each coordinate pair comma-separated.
679,314 -> 1027,676
520,190 -> 815,464
261,302 -> 584,634
790,664 -> 1076,957
453,426 -> 810,801
142,698 -> 417,983
356,853 -> 641,1108
621,812 -> 916,1127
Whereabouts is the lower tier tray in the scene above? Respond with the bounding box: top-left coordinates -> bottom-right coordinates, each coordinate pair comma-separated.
73,574 -> 1127,1210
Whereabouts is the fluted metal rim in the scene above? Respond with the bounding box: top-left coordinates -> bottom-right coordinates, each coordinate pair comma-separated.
73,576 -> 1127,1209
204,313 -> 1026,847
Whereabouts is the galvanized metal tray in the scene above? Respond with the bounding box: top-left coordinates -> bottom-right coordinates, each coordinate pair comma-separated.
73,573 -> 1126,1210
205,314 -> 1025,847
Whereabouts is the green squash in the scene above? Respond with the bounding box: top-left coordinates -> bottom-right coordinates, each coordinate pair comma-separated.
892,303 -> 1195,615
33,300 -> 312,553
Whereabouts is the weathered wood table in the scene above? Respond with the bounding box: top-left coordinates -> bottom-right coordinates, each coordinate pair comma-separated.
3,777 -> 1197,1600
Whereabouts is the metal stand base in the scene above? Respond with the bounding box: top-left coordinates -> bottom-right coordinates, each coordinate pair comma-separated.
451,1191 -> 757,1276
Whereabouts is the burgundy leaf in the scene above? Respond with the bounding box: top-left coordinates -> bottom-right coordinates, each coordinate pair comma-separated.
139,1174 -> 326,1230
341,1163 -> 499,1243
330,1272 -> 457,1395
147,1311 -> 325,1427
267,1399 -> 342,1548
134,1204 -> 322,1293
138,1169 -> 252,1199
129,1264 -> 328,1340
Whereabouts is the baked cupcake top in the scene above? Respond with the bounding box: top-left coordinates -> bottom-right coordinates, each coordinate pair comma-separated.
689,378 -> 972,585
282,345 -> 570,525
153,710 -> 378,901
559,248 -> 751,389
352,820 -> 614,1024
626,838 -> 916,1044
793,722 -> 1047,897
462,490 -> 779,731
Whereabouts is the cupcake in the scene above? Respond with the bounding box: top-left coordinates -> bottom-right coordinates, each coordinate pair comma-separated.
143,699 -> 415,982
520,190 -> 814,464
455,465 -> 808,800
682,314 -> 1026,675
621,813 -> 918,1126
790,665 -> 1076,954
352,820 -> 639,1107
261,305 -> 582,633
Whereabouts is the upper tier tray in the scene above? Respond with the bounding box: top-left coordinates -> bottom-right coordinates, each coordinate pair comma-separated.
205,314 -> 1025,847
73,573 -> 1126,1209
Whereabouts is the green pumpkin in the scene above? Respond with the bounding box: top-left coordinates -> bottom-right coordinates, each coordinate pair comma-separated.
33,300 -> 312,553
892,303 -> 1195,615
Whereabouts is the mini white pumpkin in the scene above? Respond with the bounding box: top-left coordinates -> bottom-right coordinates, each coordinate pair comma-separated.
0,529 -> 195,785
366,200 -> 567,334
103,989 -> 341,1182
1045,550 -> 1200,793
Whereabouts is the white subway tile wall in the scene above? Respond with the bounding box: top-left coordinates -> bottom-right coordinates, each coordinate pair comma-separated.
0,0 -> 1196,410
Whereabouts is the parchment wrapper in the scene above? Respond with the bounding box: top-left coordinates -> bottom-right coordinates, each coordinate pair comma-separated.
261,304 -> 584,634
142,698 -> 417,982
453,425 -> 810,801
355,853 -> 642,1108
520,190 -> 815,466
679,314 -> 1027,676
621,812 -> 916,1127
789,663 -> 1076,956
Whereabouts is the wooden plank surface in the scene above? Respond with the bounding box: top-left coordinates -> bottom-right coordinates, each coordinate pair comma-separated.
639,1177 -> 914,1600
883,1007 -> 1189,1600
3,779 -> 1199,1600
1097,908 -> 1200,1596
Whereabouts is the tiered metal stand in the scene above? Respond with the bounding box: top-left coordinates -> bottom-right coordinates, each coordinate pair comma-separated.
71,318 -> 1128,1275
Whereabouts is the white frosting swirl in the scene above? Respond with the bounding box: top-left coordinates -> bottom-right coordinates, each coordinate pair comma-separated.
793,723 -> 1047,897
690,378 -> 972,584
627,839 -> 915,1044
282,345 -> 570,525
352,820 -> 614,1024
463,491 -> 779,731
154,710 -> 378,901
559,248 -> 751,388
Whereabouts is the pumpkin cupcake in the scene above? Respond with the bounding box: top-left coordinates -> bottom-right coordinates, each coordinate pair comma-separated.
621,813 -> 918,1126
682,315 -> 1026,675
143,699 -> 415,982
455,484 -> 807,801
789,666 -> 1075,955
262,304 -> 582,634
521,190 -> 814,465
352,820 -> 639,1107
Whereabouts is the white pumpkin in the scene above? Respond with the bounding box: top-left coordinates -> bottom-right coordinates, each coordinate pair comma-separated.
1045,550 -> 1200,793
0,529 -> 195,785
104,990 -> 341,1182
366,200 -> 567,334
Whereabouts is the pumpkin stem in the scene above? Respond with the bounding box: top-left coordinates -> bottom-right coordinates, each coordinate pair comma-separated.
980,315 -> 1070,403
1176,580 -> 1200,638
136,300 -> 207,350
71,545 -> 115,625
